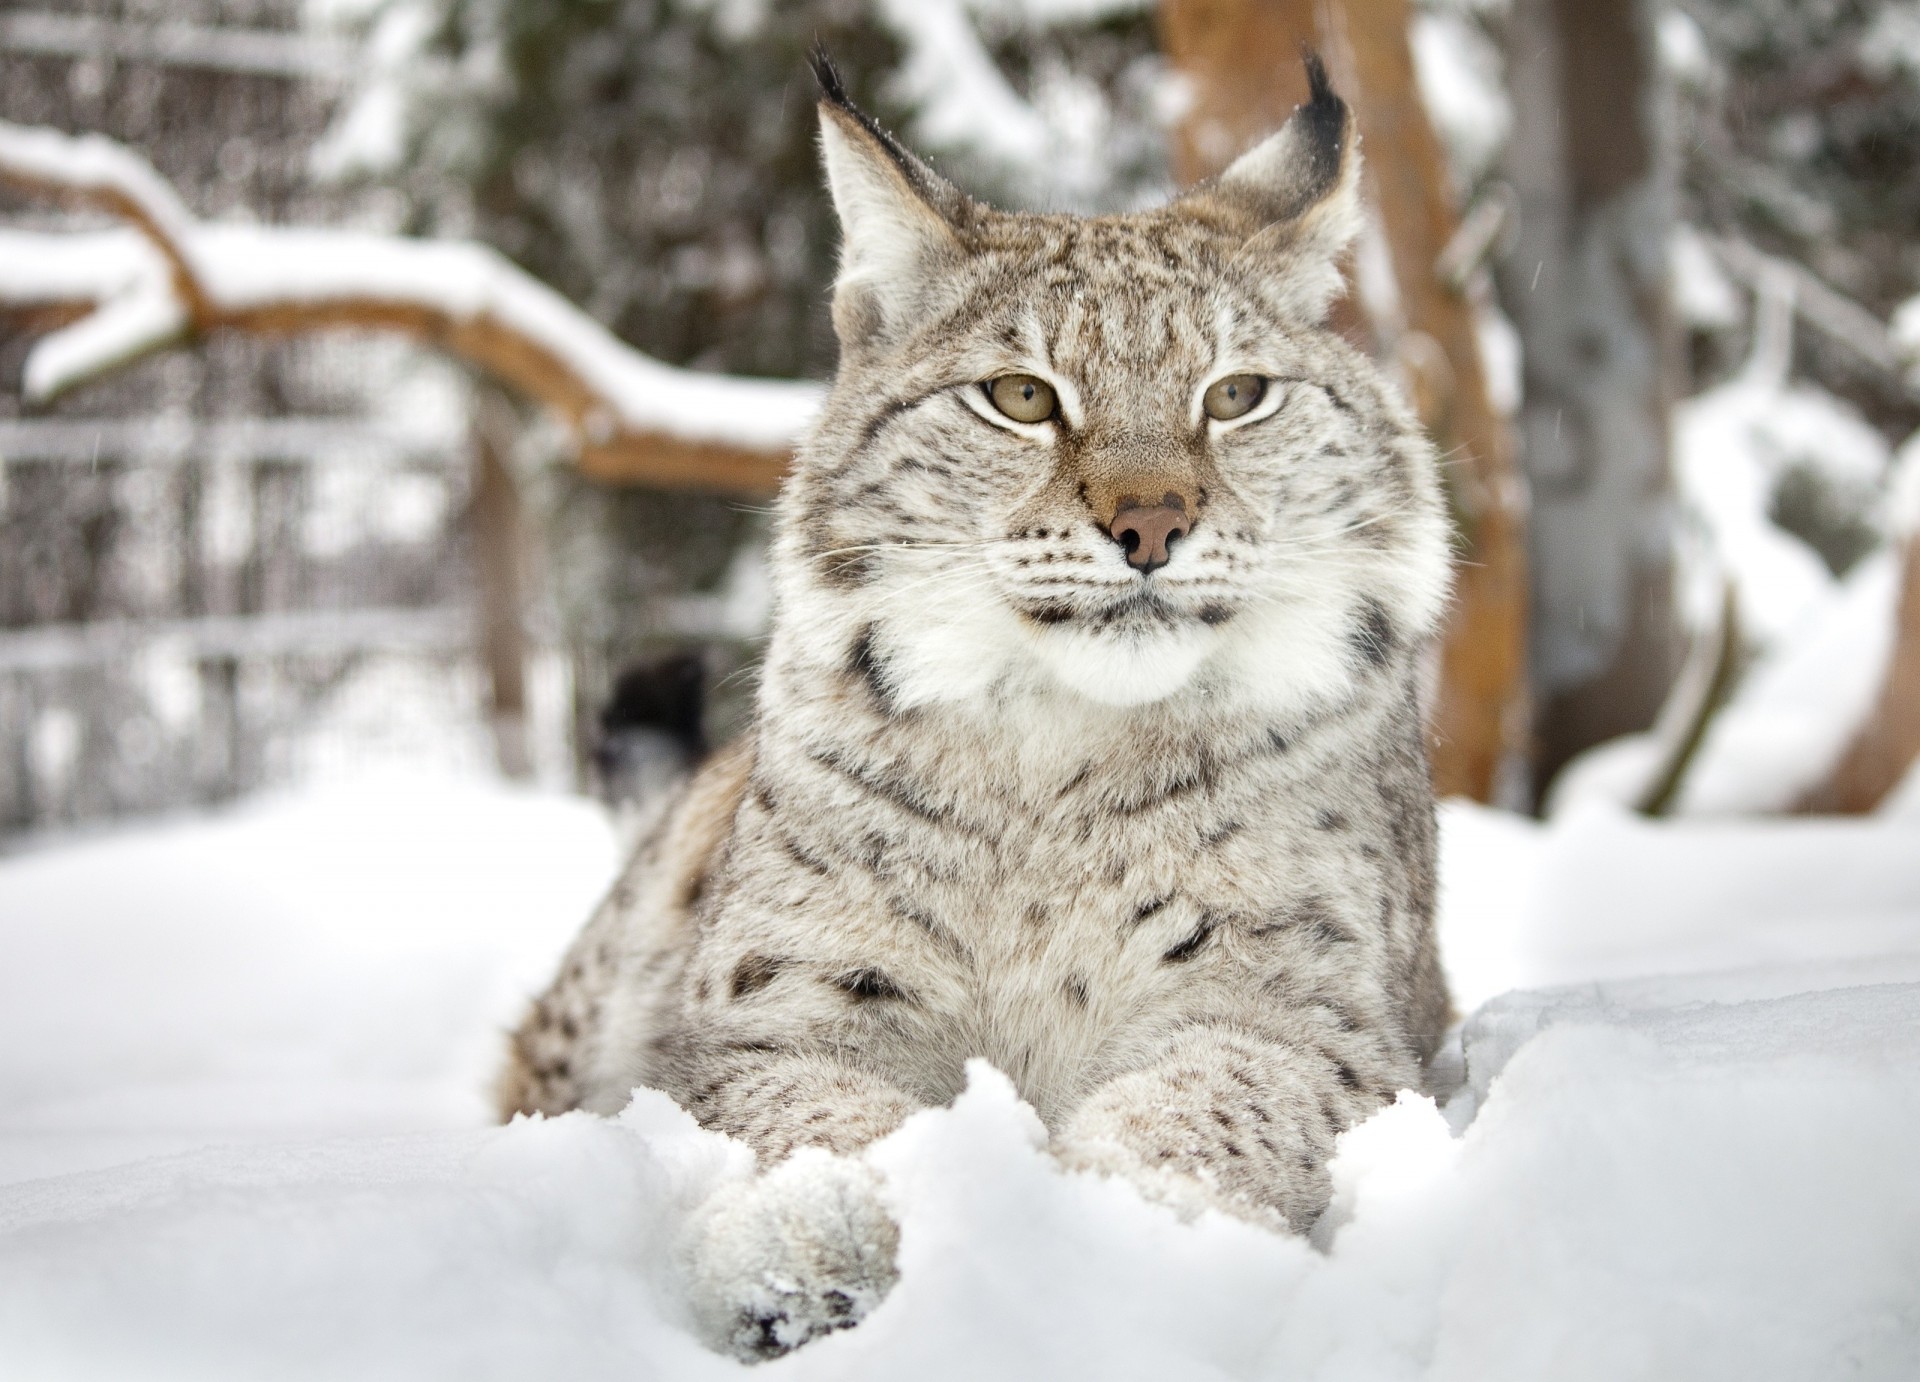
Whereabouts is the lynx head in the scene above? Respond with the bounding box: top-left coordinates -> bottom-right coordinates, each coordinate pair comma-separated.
776,53 -> 1451,727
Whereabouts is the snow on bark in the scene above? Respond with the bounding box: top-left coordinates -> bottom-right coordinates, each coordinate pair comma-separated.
0,120 -> 819,496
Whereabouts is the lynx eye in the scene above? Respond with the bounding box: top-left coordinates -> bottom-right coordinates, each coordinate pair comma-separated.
1203,374 -> 1266,422
985,374 -> 1058,424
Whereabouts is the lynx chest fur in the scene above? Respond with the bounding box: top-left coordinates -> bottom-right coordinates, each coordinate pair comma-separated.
502,53 -> 1453,1359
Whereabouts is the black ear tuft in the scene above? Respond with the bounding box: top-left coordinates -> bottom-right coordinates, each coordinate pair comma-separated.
809,45 -> 968,215
1296,50 -> 1349,196
1303,48 -> 1335,108
808,43 -> 851,111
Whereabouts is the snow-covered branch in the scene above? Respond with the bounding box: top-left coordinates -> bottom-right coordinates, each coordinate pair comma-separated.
1711,235 -> 1920,401
0,121 -> 821,496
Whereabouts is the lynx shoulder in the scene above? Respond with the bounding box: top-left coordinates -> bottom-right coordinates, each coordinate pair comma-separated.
503,51 -> 1453,1361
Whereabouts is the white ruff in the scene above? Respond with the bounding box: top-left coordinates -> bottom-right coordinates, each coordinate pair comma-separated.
1025,622 -> 1215,707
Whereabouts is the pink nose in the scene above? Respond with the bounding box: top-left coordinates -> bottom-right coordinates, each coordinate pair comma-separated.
1108,496 -> 1189,573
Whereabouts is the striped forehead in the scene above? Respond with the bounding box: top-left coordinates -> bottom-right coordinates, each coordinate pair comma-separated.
983,214 -> 1228,388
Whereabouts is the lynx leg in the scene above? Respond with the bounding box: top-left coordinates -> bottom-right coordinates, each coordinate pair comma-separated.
1053,1025 -> 1397,1230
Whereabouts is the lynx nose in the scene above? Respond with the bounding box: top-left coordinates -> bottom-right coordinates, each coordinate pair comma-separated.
1108,495 -> 1190,574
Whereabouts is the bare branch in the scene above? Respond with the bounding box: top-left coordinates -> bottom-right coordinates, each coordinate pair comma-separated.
1711,235 -> 1919,399
0,121 -> 813,497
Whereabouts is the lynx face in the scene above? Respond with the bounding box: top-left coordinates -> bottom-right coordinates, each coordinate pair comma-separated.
781,64 -> 1451,724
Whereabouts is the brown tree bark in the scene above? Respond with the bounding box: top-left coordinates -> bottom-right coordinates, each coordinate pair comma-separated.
471,386 -> 535,779
1797,537 -> 1920,813
1158,0 -> 1529,803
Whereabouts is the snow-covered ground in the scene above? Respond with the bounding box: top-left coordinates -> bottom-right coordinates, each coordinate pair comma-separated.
1,771 -> 1916,1380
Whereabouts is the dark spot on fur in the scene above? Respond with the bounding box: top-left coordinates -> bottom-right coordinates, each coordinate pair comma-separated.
1250,896 -> 1354,947
1265,728 -> 1292,755
1022,602 -> 1076,626
1118,759 -> 1213,814
814,539 -> 874,589
897,454 -> 954,479
1350,598 -> 1395,669
833,967 -> 912,1003
1024,900 -> 1050,929
780,833 -> 832,876
848,624 -> 898,715
730,954 -> 783,1000
858,398 -> 911,452
1131,893 -> 1172,925
1336,1062 -> 1360,1090
1315,809 -> 1348,831
1200,818 -> 1243,847
1198,604 -> 1234,626
1055,763 -> 1092,798
807,747 -> 968,832
1161,917 -> 1218,963
694,977 -> 710,1002
1064,975 -> 1090,1007
1320,1000 -> 1364,1032
889,895 -> 966,958
559,1015 -> 578,1040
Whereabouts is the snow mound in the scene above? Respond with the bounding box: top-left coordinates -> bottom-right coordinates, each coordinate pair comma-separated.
1,776 -> 1916,1378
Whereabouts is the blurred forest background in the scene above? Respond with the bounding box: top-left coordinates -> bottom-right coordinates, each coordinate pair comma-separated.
1,0 -> 1917,843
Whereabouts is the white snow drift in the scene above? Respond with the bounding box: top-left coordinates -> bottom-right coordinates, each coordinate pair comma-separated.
0,774 -> 1916,1379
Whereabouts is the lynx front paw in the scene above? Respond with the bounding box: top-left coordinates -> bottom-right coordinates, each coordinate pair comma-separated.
1053,1132 -> 1292,1231
683,1149 -> 899,1362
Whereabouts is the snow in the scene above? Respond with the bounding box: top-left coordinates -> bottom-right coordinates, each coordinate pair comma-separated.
874,0 -> 1170,213
1860,2 -> 1920,83
1,774 -> 1916,1377
1562,265 -> 1917,818
1670,223 -> 1745,331
0,121 -> 822,452
0,227 -> 166,304
1673,357 -> 1888,650
21,282 -> 189,402
1894,293 -> 1920,394
1656,8 -> 1715,88
191,223 -> 821,449
1409,11 -> 1509,188
1675,549 -> 1902,814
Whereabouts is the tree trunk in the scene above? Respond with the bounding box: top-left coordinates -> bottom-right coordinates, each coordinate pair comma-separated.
1158,0 -> 1529,803
1498,0 -> 1680,798
1796,536 -> 1920,813
471,387 -> 534,780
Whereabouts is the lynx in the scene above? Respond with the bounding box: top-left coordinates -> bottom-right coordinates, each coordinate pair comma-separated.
501,52 -> 1454,1361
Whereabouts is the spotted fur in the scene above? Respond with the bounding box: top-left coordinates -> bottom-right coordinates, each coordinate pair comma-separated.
503,53 -> 1453,1357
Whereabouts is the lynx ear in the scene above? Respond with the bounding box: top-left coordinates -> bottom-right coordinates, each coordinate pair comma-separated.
811,50 -> 971,349
1181,54 -> 1362,322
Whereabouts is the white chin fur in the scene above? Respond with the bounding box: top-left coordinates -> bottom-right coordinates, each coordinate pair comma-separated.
1027,623 -> 1213,707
